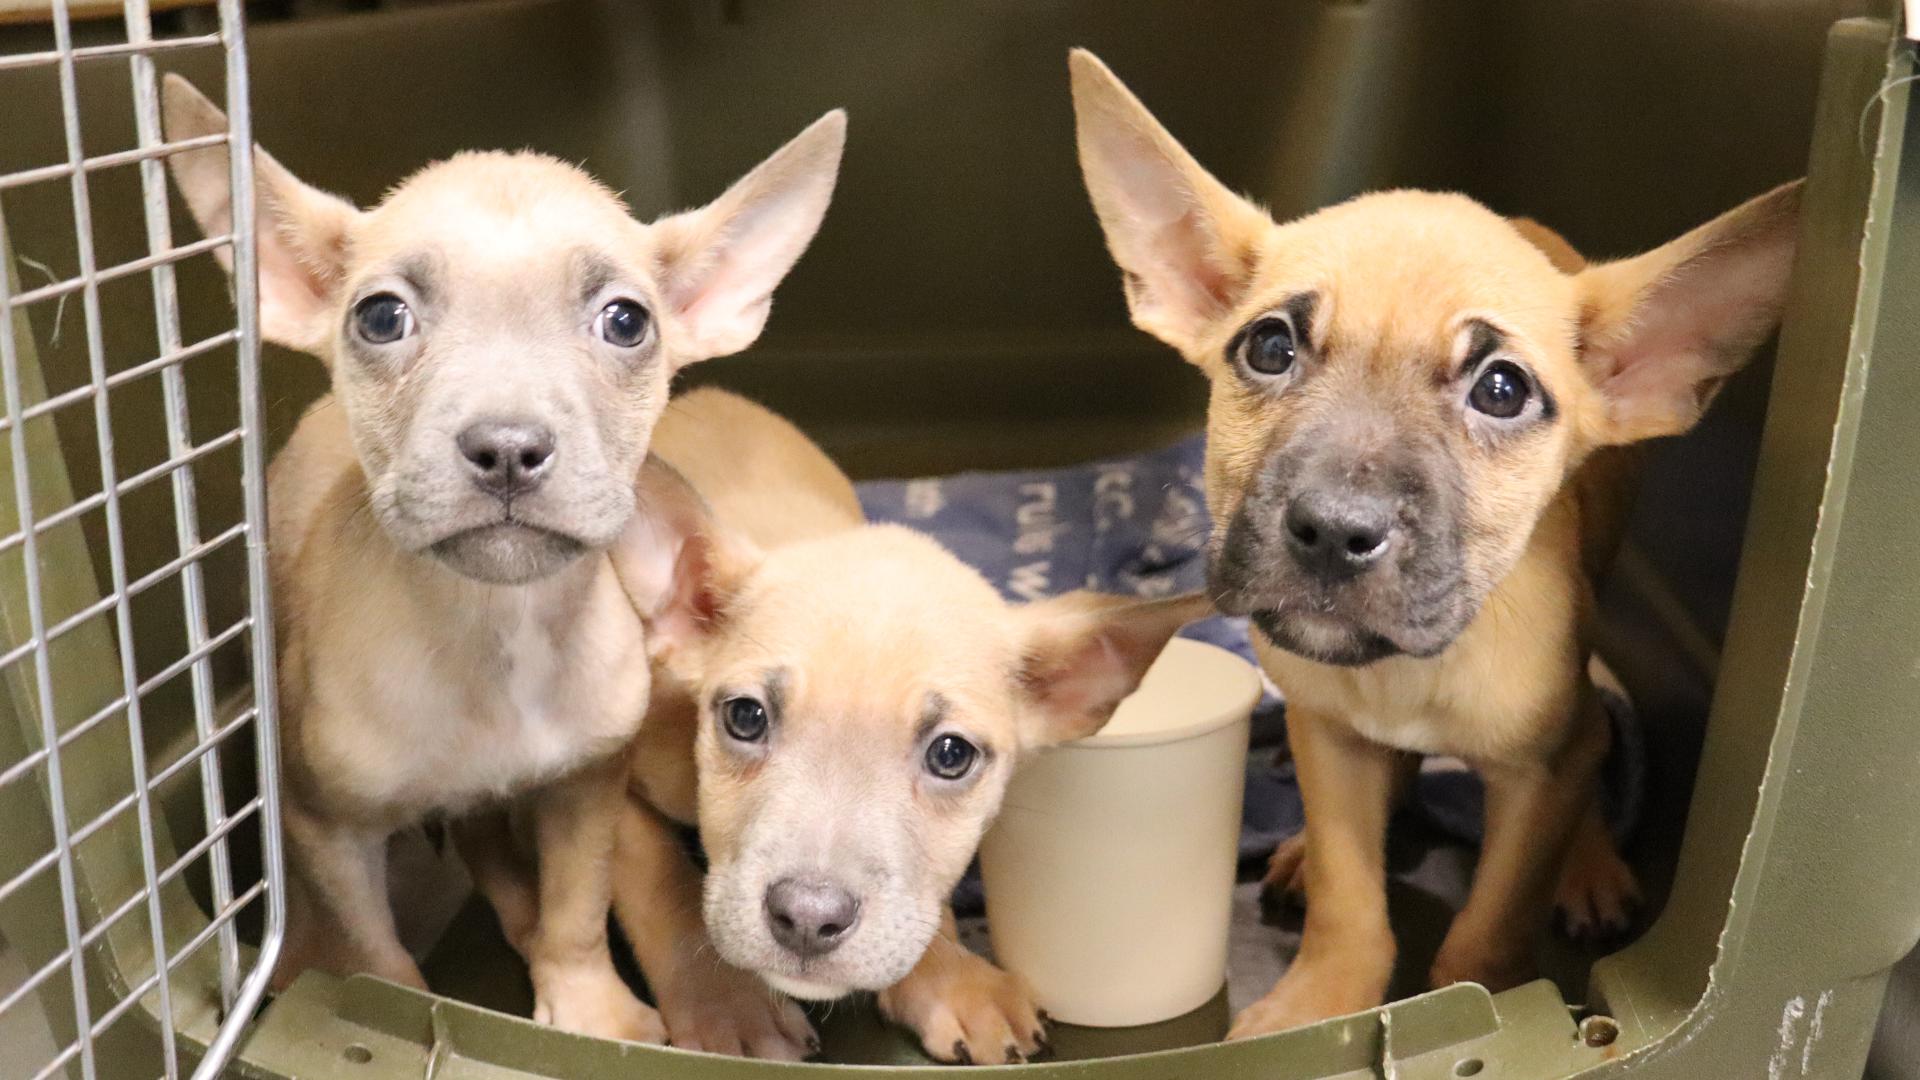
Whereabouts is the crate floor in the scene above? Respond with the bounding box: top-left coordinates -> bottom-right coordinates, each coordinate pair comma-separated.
0,827 -> 1635,1070
416,827 -> 1622,1065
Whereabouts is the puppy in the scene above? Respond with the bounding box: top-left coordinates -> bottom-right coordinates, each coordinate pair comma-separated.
1067,50 -> 1800,1037
161,77 -> 843,1040
589,388 -> 1208,1062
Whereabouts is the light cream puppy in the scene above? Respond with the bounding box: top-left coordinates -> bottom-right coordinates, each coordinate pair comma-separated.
1067,50 -> 1800,1038
590,389 -> 1208,1062
162,77 -> 843,1041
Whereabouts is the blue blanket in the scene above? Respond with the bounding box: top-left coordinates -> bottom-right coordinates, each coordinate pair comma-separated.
857,435 -> 1644,913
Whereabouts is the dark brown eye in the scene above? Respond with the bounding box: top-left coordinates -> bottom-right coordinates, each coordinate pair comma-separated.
1238,318 -> 1296,376
925,734 -> 979,781
1469,361 -> 1532,419
596,299 -> 651,348
353,293 -> 415,344
722,697 -> 769,743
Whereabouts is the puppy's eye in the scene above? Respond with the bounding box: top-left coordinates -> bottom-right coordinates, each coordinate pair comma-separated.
596,299 -> 651,348
924,734 -> 979,781
1468,360 -> 1532,419
721,697 -> 769,743
353,293 -> 415,345
1237,318 -> 1296,376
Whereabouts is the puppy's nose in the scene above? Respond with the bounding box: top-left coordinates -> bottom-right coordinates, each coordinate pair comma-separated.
1284,489 -> 1394,578
456,418 -> 556,498
764,877 -> 860,958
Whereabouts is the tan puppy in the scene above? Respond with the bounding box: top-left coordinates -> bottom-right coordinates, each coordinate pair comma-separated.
1067,50 -> 1800,1037
591,389 -> 1208,1062
161,77 -> 843,1040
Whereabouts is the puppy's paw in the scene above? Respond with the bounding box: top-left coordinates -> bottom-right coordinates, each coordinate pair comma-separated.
1554,838 -> 1642,944
656,959 -> 817,1061
532,963 -> 667,1044
1228,962 -> 1382,1039
1429,941 -> 1535,995
1259,834 -> 1309,917
879,948 -> 1049,1065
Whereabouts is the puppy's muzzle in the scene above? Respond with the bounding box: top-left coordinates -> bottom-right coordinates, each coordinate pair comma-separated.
1283,487 -> 1396,580
456,416 -> 556,500
764,876 -> 861,959
1212,434 -> 1470,665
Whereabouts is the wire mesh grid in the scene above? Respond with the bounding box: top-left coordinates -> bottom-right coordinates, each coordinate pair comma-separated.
0,0 -> 282,1077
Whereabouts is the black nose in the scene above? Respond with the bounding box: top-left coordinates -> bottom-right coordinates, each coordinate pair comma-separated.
456,418 -> 555,498
1284,489 -> 1395,578
764,877 -> 860,958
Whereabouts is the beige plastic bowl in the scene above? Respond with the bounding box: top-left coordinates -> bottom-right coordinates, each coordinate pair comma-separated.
979,637 -> 1262,1028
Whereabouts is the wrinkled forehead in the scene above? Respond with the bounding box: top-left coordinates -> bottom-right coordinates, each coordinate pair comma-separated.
344,155 -> 653,299
714,557 -> 1022,734
1250,194 -> 1582,372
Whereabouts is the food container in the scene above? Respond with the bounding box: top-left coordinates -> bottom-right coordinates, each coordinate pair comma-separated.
979,637 -> 1262,1028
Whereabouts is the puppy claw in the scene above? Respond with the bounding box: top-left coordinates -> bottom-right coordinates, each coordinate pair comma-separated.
879,943 -> 1047,1065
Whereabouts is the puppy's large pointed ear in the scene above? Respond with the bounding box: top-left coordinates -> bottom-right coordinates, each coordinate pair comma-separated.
1013,591 -> 1212,748
651,110 -> 847,367
161,75 -> 361,357
1069,50 -> 1268,355
1576,180 -> 1802,446
609,457 -> 760,661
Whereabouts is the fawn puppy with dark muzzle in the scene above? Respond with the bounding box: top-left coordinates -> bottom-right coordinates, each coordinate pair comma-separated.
1068,50 -> 1801,1037
162,76 -> 843,1040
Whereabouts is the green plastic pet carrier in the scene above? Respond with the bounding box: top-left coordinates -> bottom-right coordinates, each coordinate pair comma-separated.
1,1 -> 1915,1077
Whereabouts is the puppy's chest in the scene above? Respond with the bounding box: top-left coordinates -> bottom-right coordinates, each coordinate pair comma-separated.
1339,695 -> 1472,757
486,620 -> 623,773
1261,640 -> 1564,762
300,575 -> 649,818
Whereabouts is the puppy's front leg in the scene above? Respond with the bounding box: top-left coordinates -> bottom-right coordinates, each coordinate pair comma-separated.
277,801 -> 423,990
1230,707 -> 1398,1039
1261,753 -> 1419,907
526,756 -> 665,1043
878,907 -> 1048,1066
1431,692 -> 1610,991
612,797 -> 816,1059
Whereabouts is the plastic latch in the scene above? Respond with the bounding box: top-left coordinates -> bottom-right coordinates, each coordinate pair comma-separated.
1381,982 -> 1501,1068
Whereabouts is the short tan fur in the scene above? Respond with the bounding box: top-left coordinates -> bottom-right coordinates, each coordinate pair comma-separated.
1068,48 -> 1800,1037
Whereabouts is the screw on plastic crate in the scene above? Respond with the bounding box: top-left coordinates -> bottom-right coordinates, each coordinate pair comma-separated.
1580,1014 -> 1621,1048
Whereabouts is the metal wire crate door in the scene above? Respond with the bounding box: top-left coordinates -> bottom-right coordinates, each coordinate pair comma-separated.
0,0 -> 283,1077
